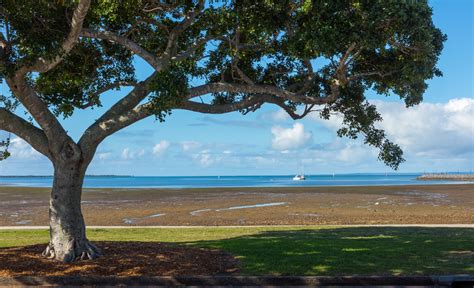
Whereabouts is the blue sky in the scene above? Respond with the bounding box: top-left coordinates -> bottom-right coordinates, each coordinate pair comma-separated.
1,0 -> 473,176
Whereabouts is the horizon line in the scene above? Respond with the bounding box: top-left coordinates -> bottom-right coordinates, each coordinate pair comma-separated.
0,171 -> 473,178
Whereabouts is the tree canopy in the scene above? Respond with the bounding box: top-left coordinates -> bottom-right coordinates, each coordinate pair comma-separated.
0,0 -> 445,169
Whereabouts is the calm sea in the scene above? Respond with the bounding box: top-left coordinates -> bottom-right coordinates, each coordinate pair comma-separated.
0,173 -> 468,188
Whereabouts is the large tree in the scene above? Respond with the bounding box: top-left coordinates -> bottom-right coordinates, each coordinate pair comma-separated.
0,0 -> 444,262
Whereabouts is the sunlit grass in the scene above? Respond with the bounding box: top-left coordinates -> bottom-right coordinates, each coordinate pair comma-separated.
1,226 -> 473,275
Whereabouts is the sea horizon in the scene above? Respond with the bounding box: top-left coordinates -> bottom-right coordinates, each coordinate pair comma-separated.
0,171 -> 472,178
0,172 -> 472,189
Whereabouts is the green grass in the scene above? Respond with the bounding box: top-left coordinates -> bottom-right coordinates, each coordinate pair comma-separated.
1,226 -> 473,275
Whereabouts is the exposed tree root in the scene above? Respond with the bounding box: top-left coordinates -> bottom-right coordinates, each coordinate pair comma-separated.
42,239 -> 101,263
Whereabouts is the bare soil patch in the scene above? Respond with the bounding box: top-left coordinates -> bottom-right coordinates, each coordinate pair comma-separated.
0,242 -> 238,277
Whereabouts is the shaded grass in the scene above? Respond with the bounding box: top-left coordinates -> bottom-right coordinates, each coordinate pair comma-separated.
1,226 -> 473,275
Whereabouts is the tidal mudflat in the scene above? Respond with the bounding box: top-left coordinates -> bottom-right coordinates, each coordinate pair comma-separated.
0,184 -> 473,226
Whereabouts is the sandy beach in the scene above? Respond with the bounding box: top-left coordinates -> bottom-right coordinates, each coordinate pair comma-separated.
0,184 -> 473,226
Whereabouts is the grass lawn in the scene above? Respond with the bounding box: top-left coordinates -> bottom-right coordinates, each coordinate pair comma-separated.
1,226 -> 473,275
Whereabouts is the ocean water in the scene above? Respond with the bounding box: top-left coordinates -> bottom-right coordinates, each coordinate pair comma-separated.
0,173 -> 467,188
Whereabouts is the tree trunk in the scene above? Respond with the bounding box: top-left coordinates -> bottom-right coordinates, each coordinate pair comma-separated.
42,156 -> 100,262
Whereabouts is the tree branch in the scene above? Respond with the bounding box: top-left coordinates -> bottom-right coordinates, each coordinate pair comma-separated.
79,98 -> 261,161
179,97 -> 261,114
347,69 -> 400,81
333,42 -> 357,86
136,17 -> 170,34
179,94 -> 314,120
0,108 -> 50,158
81,29 -> 164,71
6,75 -> 69,151
142,1 -> 180,13
79,72 -> 157,158
264,96 -> 315,120
76,81 -> 137,109
0,33 -> 8,67
186,82 -> 338,105
16,0 -> 91,75
339,43 -> 357,68
173,35 -> 224,62
162,1 -> 204,60
285,59 -> 315,94
79,102 -> 153,163
0,32 -> 7,49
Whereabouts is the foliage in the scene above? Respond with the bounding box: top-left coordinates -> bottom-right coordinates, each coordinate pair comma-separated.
0,136 -> 10,160
148,64 -> 190,121
35,40 -> 136,117
0,0 -> 446,169
0,94 -> 16,160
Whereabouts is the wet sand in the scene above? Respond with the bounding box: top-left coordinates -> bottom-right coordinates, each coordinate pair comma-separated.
0,184 -> 473,226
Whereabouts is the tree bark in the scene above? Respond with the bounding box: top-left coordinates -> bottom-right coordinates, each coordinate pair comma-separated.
42,142 -> 100,262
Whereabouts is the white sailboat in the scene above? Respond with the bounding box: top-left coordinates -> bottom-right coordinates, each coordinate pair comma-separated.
292,165 -> 306,181
292,174 -> 306,181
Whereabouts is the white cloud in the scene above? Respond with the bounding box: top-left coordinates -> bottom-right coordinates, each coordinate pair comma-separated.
442,98 -> 473,132
198,154 -> 213,167
271,123 -> 312,150
0,137 -> 51,175
375,98 -> 474,157
308,110 -> 343,131
270,109 -> 290,121
190,149 -> 243,167
249,155 -> 278,166
153,140 -> 170,156
336,142 -> 377,163
192,149 -> 215,167
121,148 -> 132,160
181,141 -> 202,152
97,152 -> 112,160
305,97 -> 473,171
8,137 -> 41,159
121,148 -> 145,160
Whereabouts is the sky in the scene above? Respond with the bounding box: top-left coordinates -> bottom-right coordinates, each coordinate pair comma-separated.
0,0 -> 473,176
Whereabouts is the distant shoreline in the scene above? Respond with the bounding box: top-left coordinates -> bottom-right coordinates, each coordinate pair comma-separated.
417,174 -> 474,181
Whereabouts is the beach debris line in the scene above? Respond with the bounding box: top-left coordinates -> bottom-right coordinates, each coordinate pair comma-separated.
190,209 -> 212,216
216,202 -> 288,211
190,202 -> 288,216
123,213 -> 166,224
146,213 -> 166,218
288,213 -> 321,217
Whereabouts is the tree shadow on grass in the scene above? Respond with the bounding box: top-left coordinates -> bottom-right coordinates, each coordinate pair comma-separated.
1,226 -> 472,285
186,227 -> 474,276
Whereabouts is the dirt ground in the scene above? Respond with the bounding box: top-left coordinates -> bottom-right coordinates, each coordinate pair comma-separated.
0,184 -> 473,226
0,242 -> 238,277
